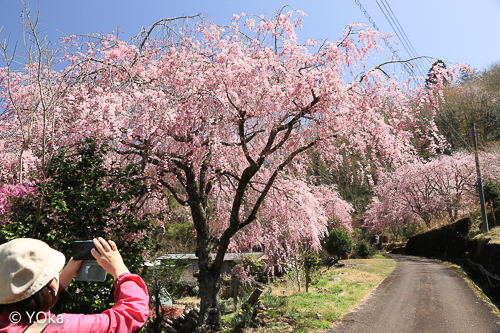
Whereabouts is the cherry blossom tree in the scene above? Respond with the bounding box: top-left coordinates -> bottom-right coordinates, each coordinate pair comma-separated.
0,9 -> 467,329
0,181 -> 37,219
365,152 -> 500,231
0,1 -> 69,228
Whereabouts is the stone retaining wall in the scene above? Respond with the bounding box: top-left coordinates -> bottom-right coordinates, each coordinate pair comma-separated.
404,217 -> 469,258
405,215 -> 500,303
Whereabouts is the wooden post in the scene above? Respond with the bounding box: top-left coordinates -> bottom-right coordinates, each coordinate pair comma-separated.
244,287 -> 263,307
233,276 -> 238,312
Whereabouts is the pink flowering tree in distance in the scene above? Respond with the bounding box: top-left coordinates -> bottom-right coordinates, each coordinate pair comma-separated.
365,152 -> 500,232
0,181 -> 37,221
0,9 -> 467,329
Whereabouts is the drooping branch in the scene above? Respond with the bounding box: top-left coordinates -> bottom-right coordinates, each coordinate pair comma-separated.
240,140 -> 319,230
213,139 -> 319,269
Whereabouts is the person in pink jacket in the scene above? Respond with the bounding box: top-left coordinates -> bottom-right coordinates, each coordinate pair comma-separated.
0,237 -> 149,333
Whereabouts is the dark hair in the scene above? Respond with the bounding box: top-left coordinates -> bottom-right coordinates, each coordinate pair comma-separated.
0,280 -> 59,313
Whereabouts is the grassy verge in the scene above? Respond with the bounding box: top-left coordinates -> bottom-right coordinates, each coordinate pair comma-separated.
475,225 -> 500,244
221,255 -> 396,332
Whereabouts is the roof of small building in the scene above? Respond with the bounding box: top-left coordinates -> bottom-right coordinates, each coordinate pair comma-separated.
156,252 -> 266,261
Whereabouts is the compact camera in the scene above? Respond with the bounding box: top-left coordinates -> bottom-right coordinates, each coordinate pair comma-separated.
71,241 -> 107,282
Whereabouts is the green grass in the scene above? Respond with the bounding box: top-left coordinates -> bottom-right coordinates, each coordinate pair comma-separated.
222,257 -> 396,332
478,225 -> 500,243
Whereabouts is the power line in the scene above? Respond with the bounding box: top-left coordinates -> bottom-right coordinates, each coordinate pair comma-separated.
354,0 -> 472,155
377,0 -> 428,75
381,0 -> 432,68
353,0 -> 417,79
378,0 -> 428,74
375,0 -> 427,78
381,0 -> 432,74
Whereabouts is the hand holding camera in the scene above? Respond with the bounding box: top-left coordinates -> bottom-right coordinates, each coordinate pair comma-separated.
72,237 -> 129,282
91,237 -> 129,279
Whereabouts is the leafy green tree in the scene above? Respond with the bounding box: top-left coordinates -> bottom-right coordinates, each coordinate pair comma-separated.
322,226 -> 353,258
1,139 -> 154,313
142,256 -> 188,331
302,253 -> 320,292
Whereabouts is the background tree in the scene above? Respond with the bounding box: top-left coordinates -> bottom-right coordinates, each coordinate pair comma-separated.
307,150 -> 375,216
0,9 -> 467,330
425,60 -> 447,86
365,152 -> 500,232
484,179 -> 500,210
1,139 -> 154,313
434,62 -> 500,151
142,255 -> 188,332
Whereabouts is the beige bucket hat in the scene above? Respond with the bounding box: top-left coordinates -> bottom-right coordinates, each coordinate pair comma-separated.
0,238 -> 66,304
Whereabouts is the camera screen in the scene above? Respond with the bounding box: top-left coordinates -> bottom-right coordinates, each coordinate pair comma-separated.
72,241 -> 96,260
76,260 -> 107,282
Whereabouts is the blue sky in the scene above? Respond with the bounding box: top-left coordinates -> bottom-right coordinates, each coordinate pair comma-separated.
0,0 -> 499,73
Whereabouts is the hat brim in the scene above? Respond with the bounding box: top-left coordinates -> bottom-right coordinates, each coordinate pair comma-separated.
5,248 -> 66,304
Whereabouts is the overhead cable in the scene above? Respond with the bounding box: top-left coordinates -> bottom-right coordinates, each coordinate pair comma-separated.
354,0 -> 417,79
382,0 -> 431,74
381,0 -> 432,68
375,0 -> 427,77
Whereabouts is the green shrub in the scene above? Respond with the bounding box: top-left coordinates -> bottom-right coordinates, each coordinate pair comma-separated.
2,139 -> 153,314
322,228 -> 353,258
484,179 -> 500,209
356,241 -> 370,258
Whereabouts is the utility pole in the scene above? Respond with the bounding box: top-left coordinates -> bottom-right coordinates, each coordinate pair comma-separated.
471,123 -> 489,232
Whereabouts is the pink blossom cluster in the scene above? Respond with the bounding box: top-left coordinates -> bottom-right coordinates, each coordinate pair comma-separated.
223,180 -> 353,273
365,152 -> 500,230
0,180 -> 37,217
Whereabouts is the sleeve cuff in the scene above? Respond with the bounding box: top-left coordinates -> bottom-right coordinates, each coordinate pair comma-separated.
113,272 -> 133,287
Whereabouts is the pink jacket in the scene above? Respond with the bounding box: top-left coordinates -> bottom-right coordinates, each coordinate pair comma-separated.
0,273 -> 149,333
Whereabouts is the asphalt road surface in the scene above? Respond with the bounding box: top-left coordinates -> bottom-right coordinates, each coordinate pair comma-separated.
328,255 -> 500,333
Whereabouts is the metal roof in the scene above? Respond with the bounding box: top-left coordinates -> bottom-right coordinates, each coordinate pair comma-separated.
156,252 -> 266,261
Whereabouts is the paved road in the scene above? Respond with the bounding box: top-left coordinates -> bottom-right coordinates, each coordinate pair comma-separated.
328,255 -> 500,333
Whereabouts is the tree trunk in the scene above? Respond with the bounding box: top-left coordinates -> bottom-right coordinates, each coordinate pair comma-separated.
197,263 -> 222,332
423,216 -> 432,228
18,149 -> 24,183
296,263 -> 301,292
305,266 -> 310,292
